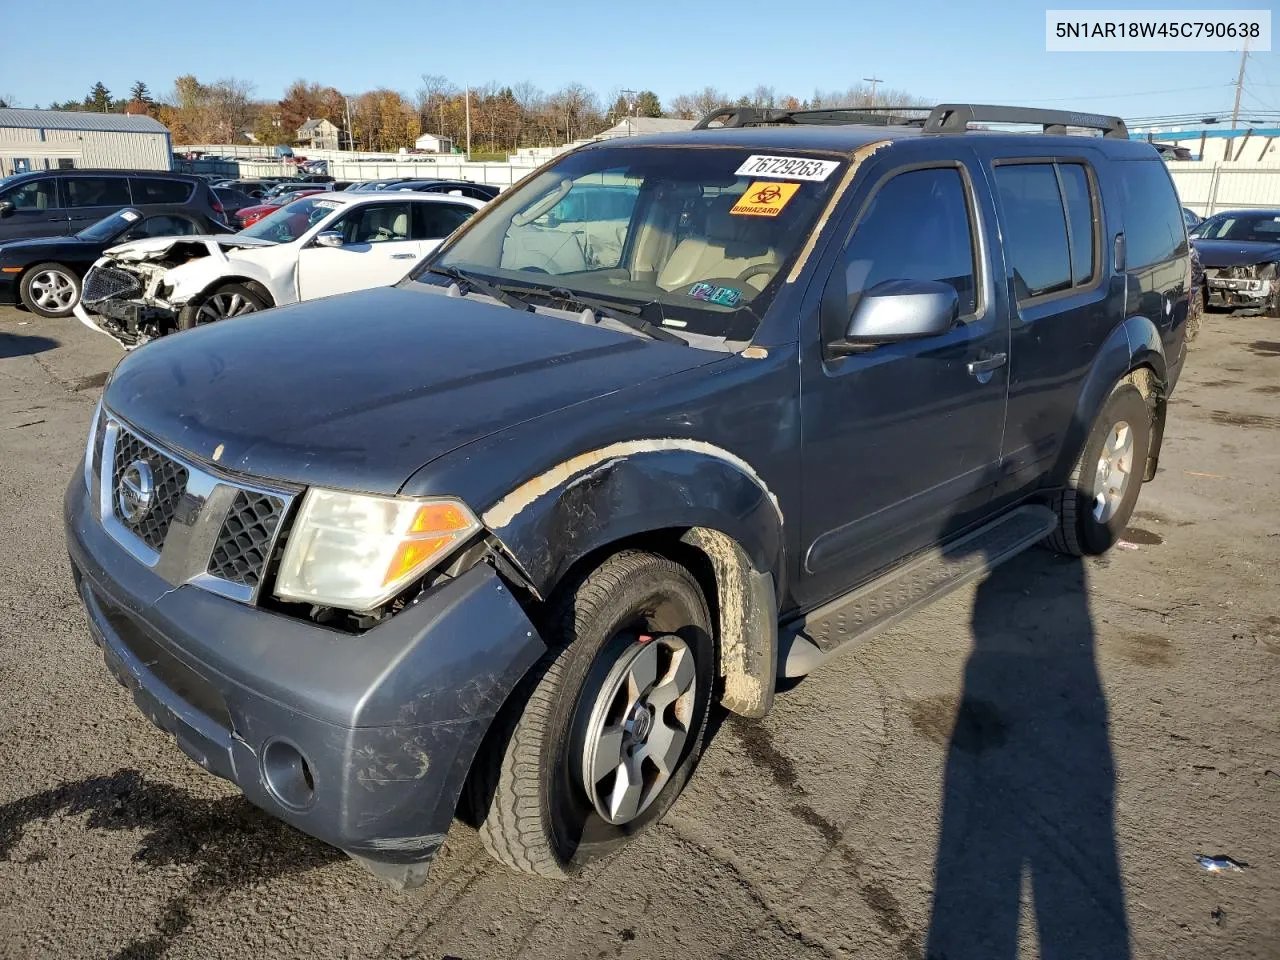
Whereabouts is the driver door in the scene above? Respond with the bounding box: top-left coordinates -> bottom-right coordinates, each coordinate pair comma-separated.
296,201 -> 421,300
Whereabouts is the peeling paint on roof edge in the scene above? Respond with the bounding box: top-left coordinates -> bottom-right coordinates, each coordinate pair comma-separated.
481,438 -> 782,529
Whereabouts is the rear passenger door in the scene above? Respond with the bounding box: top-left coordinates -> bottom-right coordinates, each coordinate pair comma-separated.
64,175 -> 132,230
979,151 -> 1112,495
0,177 -> 68,239
796,145 -> 1010,608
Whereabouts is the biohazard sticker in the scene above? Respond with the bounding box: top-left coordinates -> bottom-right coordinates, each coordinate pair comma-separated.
730,181 -> 801,217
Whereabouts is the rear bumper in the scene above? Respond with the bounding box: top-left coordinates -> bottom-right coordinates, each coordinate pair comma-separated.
64,473 -> 544,881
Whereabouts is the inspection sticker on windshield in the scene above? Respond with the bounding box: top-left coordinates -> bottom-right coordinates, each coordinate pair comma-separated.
731,181 -> 801,217
735,155 -> 839,181
311,199 -> 342,210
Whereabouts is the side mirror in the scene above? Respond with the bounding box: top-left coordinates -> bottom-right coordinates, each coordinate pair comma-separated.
0,200 -> 14,218
314,230 -> 344,249
831,279 -> 959,355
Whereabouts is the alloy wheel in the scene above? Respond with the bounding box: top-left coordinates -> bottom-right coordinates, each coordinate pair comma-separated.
1093,419 -> 1134,522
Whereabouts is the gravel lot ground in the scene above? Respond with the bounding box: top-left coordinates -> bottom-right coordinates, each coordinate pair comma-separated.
0,305 -> 1277,960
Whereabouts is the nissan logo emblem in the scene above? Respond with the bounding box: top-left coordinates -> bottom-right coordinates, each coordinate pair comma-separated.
118,459 -> 156,523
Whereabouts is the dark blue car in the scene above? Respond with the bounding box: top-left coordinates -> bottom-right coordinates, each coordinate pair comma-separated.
65,103 -> 1190,887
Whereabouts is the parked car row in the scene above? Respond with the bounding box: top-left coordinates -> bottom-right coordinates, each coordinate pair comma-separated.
73,190 -> 484,347
0,166 -> 497,325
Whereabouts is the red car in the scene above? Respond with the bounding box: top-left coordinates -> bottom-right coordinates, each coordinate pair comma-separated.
235,189 -> 329,228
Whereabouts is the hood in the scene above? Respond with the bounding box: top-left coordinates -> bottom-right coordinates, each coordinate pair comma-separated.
104,285 -> 718,495
103,234 -> 276,261
1191,238 -> 1280,268
0,235 -> 91,256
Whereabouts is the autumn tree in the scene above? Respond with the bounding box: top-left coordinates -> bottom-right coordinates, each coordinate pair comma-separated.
351,89 -> 419,151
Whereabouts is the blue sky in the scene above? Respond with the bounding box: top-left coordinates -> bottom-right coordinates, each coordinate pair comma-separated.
4,0 -> 1276,126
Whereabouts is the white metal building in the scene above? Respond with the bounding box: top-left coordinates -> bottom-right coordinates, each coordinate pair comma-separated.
0,109 -> 172,176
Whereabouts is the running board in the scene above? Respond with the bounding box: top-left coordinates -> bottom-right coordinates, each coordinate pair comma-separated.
781,504 -> 1056,677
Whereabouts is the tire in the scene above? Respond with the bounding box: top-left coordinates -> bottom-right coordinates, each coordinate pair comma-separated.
471,550 -> 715,878
1044,383 -> 1151,556
19,263 -> 81,318
177,283 -> 269,330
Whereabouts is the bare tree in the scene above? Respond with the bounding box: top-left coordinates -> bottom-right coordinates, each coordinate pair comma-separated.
669,87 -> 730,121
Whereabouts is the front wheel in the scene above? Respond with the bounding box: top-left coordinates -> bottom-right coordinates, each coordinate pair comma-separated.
470,550 -> 715,877
1044,382 -> 1151,556
177,283 -> 269,330
20,263 -> 81,318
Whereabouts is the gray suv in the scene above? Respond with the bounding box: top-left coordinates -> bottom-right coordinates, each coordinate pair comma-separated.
65,104 -> 1190,889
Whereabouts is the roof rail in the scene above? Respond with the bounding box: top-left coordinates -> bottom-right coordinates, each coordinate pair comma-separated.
693,105 -> 929,130
923,104 -> 1129,139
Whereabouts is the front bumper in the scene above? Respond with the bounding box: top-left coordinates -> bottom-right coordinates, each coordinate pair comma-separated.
1206,276 -> 1272,307
64,474 -> 544,883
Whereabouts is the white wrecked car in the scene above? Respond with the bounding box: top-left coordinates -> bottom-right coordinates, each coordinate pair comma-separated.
74,191 -> 485,347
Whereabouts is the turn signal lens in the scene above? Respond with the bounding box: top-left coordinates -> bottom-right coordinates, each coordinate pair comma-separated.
274,491 -> 481,611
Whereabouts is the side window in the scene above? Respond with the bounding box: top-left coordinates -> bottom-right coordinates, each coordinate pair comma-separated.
1117,160 -> 1186,269
0,178 -> 59,210
1058,164 -> 1097,286
842,166 -> 978,316
413,202 -> 475,240
993,164 -> 1071,300
129,178 -> 192,204
66,177 -> 131,208
124,216 -> 198,240
339,203 -> 412,244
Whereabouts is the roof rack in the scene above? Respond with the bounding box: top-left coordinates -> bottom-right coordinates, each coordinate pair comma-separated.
693,105 -> 929,130
922,104 -> 1129,139
693,103 -> 1129,140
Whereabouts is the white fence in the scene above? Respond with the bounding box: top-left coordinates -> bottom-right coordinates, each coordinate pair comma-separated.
1167,162 -> 1280,216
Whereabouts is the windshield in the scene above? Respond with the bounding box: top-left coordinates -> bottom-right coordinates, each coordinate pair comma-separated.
77,209 -> 142,242
238,196 -> 341,243
1193,213 -> 1280,243
414,145 -> 846,342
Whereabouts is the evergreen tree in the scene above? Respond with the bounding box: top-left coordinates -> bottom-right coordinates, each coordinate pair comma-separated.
84,82 -> 112,112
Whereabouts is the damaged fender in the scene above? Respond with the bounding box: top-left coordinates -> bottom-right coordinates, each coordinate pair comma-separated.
480,441 -> 784,717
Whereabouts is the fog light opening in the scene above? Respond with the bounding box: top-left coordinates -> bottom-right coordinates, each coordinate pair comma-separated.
262,739 -> 317,810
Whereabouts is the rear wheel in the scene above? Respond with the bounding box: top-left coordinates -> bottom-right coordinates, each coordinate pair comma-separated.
20,263 -> 81,318
178,283 -> 269,330
1044,382 -> 1151,556
470,550 -> 715,877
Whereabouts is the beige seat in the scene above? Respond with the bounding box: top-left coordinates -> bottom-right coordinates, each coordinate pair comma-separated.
656,199 -> 782,293
390,212 -> 408,240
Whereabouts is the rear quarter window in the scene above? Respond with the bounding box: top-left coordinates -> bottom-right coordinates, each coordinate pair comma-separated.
1118,160 -> 1187,270
130,178 -> 194,204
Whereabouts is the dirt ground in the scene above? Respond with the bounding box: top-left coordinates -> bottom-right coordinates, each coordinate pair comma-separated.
0,306 -> 1277,960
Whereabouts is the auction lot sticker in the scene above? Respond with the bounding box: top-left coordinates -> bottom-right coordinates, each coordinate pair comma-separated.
731,181 -> 801,217
734,155 -> 840,181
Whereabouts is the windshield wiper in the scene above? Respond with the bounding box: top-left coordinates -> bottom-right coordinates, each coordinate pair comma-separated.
425,265 -> 532,312
523,286 -> 686,345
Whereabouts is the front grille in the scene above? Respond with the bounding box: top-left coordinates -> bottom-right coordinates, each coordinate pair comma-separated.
111,428 -> 189,552
207,491 -> 285,588
83,266 -> 142,304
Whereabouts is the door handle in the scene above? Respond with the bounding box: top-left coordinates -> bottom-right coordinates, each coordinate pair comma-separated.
967,353 -> 1008,376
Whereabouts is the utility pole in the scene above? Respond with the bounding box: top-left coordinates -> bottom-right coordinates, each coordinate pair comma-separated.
1230,36 -> 1250,131
464,86 -> 472,160
344,96 -> 355,151
620,88 -> 637,136
1228,36 -> 1250,161
863,76 -> 882,107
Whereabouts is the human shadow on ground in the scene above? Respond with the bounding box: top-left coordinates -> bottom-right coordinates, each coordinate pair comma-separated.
924,547 -> 1130,960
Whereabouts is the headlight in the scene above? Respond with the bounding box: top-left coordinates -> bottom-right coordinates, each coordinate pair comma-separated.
274,490 -> 480,611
